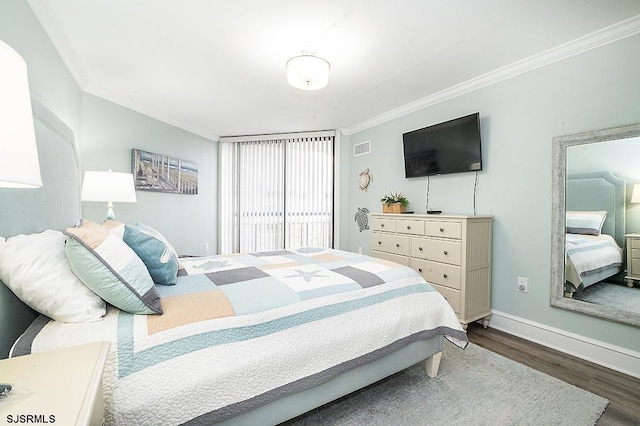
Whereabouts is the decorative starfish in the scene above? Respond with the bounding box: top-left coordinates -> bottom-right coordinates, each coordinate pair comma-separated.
285,269 -> 329,282
194,260 -> 229,270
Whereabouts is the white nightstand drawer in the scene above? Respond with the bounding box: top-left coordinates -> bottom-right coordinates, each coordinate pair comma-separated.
631,258 -> 640,275
411,238 -> 462,265
372,233 -> 410,256
396,219 -> 425,236
631,238 -> 640,250
411,258 -> 461,290
372,217 -> 396,232
0,341 -> 109,426
631,248 -> 640,260
426,221 -> 462,239
430,283 -> 461,314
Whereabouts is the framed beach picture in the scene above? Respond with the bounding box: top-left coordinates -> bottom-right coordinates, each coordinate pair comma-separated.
131,149 -> 198,194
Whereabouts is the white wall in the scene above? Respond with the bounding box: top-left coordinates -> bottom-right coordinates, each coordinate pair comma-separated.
339,34 -> 640,353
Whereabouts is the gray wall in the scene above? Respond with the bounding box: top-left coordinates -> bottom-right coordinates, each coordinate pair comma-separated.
79,93 -> 218,256
340,34 -> 640,352
0,0 -> 218,256
568,137 -> 640,234
0,0 -> 82,134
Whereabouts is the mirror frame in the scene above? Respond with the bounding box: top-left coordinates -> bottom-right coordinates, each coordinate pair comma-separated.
551,122 -> 640,327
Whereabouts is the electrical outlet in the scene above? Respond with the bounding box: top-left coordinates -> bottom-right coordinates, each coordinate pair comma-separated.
204,242 -> 209,252
517,276 -> 528,293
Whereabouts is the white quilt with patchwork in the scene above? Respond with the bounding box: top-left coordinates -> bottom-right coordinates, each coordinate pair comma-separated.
13,248 -> 467,425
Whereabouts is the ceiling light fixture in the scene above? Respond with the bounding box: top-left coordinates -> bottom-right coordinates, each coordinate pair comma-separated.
286,53 -> 330,91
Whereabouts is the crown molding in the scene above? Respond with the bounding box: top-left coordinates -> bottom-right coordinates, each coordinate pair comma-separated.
27,0 -> 90,90
27,0 -> 221,142
84,83 -> 221,142
342,14 -> 640,136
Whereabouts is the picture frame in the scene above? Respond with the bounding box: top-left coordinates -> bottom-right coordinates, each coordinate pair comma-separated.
131,149 -> 198,194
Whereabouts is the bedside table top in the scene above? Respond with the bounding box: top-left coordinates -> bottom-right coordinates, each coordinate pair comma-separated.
625,233 -> 640,238
0,341 -> 110,426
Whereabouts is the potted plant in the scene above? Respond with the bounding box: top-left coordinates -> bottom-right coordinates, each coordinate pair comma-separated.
380,192 -> 409,213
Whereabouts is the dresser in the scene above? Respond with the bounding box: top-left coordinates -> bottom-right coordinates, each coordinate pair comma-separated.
370,213 -> 493,328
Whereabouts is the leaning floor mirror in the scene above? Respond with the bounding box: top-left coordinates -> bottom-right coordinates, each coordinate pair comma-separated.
551,122 -> 640,327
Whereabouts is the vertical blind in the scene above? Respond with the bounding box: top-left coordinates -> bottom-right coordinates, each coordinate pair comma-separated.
219,131 -> 334,254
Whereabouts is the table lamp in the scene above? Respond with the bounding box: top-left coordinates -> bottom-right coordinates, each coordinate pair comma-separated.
81,170 -> 137,221
0,40 -> 41,188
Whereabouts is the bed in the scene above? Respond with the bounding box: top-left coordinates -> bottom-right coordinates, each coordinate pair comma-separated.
0,97 -> 467,426
564,171 -> 625,296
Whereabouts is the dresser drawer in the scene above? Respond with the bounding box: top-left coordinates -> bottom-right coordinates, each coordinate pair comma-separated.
430,283 -> 461,314
411,258 -> 461,290
631,258 -> 640,276
631,238 -> 640,250
372,232 -> 410,256
631,248 -> 640,261
396,219 -> 425,236
371,250 -> 410,266
372,217 -> 396,232
426,221 -> 462,239
411,237 -> 462,265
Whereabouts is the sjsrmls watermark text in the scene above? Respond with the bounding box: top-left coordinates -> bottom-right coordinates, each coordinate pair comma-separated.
5,414 -> 56,424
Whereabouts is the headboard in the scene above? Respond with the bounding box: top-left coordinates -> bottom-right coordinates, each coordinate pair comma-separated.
566,171 -> 626,247
0,96 -> 80,358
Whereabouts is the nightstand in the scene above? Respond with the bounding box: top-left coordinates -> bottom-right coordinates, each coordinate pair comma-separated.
0,341 -> 110,426
624,233 -> 640,287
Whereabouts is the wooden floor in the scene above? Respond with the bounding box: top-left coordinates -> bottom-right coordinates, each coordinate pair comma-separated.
466,323 -> 640,425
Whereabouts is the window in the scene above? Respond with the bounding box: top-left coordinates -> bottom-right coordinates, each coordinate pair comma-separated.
219,131 -> 334,254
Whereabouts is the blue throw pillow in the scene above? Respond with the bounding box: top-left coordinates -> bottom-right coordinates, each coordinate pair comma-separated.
123,223 -> 179,285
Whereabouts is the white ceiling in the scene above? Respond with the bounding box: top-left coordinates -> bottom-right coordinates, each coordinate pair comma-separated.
27,0 -> 640,141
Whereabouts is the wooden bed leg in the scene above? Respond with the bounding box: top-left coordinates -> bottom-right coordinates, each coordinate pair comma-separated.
425,351 -> 442,378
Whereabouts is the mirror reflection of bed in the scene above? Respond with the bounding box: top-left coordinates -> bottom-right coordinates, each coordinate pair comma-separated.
564,168 -> 640,316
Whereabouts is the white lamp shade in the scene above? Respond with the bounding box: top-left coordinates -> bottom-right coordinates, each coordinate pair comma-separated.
0,40 -> 41,188
631,184 -> 640,204
286,54 -> 330,91
81,170 -> 137,203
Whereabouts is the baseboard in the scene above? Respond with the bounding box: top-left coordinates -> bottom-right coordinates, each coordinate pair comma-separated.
488,310 -> 640,379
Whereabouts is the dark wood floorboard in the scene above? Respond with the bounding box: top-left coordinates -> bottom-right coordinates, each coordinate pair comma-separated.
466,323 -> 640,425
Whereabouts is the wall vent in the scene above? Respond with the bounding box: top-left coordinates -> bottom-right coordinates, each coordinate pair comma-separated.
354,140 -> 371,157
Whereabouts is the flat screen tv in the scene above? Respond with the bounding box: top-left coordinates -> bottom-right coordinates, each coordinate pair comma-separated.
402,112 -> 482,178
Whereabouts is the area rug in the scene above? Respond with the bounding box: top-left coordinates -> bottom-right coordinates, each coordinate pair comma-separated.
283,342 -> 608,426
574,281 -> 640,314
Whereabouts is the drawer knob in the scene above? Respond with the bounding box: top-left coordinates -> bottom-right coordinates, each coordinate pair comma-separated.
443,273 -> 448,278
378,241 -> 382,245
395,243 -> 400,248
380,223 -> 385,228
443,250 -> 448,255
439,227 -> 444,232
407,225 -> 411,230
418,268 -> 423,273
418,246 -> 423,251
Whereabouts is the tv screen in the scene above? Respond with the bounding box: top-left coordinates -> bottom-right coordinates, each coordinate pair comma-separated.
402,113 -> 482,178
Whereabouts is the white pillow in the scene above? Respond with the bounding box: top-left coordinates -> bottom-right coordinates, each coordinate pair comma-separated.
0,230 -> 106,323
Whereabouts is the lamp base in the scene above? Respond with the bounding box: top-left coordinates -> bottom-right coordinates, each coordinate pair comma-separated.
106,202 -> 116,221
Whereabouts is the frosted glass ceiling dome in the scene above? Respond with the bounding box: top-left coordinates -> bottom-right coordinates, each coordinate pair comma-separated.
286,54 -> 330,91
